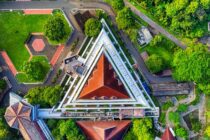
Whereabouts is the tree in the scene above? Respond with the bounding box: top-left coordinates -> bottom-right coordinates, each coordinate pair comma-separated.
146,54 -> 165,73
84,18 -> 102,38
177,104 -> 188,112
25,85 -> 62,107
22,61 -> 44,80
173,43 -> 210,94
175,126 -> 188,138
192,120 -> 202,132
111,0 -> 124,12
49,119 -> 85,140
44,15 -> 67,41
116,7 -> 134,30
205,126 -> 210,137
169,112 -> 180,126
0,79 -> 6,91
124,118 -> 154,140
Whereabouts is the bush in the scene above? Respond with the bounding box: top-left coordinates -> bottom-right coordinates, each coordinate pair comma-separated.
169,112 -> 180,126
116,7 -> 134,30
22,61 -> 44,81
175,126 -> 188,138
162,101 -> 173,111
44,15 -> 67,42
84,18 -> 102,38
111,0 -> 125,12
0,79 -> 6,91
177,104 -> 188,112
25,85 -> 62,107
145,54 -> 165,73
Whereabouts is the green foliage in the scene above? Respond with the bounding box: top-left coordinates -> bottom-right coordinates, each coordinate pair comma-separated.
162,101 -> 173,111
25,85 -> 62,107
175,126 -> 188,138
177,104 -> 188,112
130,0 -> 210,38
169,112 -> 180,126
44,15 -> 67,42
192,120 -> 202,132
22,61 -> 44,81
124,118 -> 154,140
116,7 -> 134,30
84,18 -> 102,37
146,54 -> 165,73
172,43 -> 210,94
111,0 -> 125,12
205,126 -> 210,137
49,119 -> 85,140
0,79 -> 6,91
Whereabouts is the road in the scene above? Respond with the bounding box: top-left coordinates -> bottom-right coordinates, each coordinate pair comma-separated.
124,0 -> 187,49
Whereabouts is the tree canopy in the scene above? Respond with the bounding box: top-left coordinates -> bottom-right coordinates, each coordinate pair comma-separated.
169,112 -> 180,126
22,61 -> 44,81
25,85 -> 62,107
124,118 -> 154,140
84,18 -> 102,38
175,126 -> 188,138
44,15 -> 67,42
111,0 -> 125,12
48,119 -> 85,140
133,0 -> 210,38
177,104 -> 188,112
172,43 -> 210,94
146,54 -> 165,73
116,7 -> 134,30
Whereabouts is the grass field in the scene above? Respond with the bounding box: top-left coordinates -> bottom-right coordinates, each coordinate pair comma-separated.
16,56 -> 51,83
0,10 -> 71,71
139,35 -> 180,69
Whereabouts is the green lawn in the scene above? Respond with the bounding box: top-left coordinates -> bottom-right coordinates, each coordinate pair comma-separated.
16,56 -> 51,83
0,10 -> 71,71
139,35 -> 180,69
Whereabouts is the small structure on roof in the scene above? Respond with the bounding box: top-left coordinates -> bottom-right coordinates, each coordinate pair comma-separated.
64,55 -> 87,76
32,38 -> 45,52
138,26 -> 153,45
77,120 -> 131,140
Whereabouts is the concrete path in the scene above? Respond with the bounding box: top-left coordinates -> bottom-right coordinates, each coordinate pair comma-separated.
124,0 -> 187,49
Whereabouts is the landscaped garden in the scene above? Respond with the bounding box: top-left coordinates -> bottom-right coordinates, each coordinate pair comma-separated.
140,34 -> 180,73
0,10 -> 72,83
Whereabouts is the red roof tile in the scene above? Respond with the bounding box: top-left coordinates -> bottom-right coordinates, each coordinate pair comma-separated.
4,102 -> 46,140
77,120 -> 131,140
79,54 -> 129,99
161,128 -> 176,140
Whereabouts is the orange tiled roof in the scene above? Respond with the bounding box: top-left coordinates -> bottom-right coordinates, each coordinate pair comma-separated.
77,120 -> 131,140
79,54 -> 129,99
161,128 -> 176,140
4,102 -> 46,140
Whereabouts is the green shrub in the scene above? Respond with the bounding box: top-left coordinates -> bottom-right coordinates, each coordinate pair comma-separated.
44,15 -> 67,42
145,54 -> 165,73
84,18 -> 102,37
177,104 -> 188,112
162,101 -> 173,111
169,112 -> 180,126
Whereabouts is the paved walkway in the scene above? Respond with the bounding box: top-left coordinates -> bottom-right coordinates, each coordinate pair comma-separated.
124,0 -> 187,49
